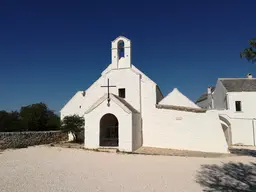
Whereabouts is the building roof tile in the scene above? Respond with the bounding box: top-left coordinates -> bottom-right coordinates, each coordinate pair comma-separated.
220,78 -> 256,92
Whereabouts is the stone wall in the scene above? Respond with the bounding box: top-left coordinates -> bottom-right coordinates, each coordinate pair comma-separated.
0,131 -> 68,149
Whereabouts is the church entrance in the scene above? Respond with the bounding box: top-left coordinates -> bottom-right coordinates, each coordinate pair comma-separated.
99,113 -> 119,147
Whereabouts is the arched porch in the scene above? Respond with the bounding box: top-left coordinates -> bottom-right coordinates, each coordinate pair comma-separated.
99,113 -> 119,147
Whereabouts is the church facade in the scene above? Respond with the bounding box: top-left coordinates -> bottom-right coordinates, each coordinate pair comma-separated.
60,36 -> 228,153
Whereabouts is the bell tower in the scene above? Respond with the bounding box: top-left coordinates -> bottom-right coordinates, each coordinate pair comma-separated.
111,36 -> 132,69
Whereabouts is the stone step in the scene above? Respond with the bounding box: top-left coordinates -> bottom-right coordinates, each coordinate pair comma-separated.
97,148 -> 118,153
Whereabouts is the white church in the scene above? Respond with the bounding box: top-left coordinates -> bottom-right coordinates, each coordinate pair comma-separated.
60,36 -> 229,153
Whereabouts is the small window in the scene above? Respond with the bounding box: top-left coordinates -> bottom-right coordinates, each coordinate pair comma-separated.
119,88 -> 125,98
235,101 -> 242,112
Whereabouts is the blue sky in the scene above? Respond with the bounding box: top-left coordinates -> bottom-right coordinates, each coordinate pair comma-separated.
0,0 -> 255,113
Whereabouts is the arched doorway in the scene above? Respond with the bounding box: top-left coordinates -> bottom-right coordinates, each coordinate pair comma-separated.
219,115 -> 232,147
100,113 -> 119,147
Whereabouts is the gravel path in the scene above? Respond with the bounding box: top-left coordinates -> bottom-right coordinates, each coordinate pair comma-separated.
0,146 -> 255,192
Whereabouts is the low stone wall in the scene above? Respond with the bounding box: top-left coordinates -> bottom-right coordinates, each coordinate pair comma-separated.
0,131 -> 68,149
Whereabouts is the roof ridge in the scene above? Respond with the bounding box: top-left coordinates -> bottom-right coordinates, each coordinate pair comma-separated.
219,78 -> 256,80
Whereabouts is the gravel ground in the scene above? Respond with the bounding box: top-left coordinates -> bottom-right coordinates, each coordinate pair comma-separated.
0,146 -> 255,192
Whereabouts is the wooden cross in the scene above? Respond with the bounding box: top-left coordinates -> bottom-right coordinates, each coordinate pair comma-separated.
101,78 -> 116,106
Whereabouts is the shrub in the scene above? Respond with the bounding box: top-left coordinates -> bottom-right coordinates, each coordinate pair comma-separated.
61,115 -> 84,142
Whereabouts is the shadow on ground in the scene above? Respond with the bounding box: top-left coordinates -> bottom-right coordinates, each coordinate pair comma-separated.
196,162 -> 256,192
229,148 -> 256,157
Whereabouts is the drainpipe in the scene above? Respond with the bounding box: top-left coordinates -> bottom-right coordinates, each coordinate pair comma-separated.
252,119 -> 256,146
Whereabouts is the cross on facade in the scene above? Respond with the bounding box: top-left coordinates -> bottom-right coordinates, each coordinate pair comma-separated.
101,78 -> 116,106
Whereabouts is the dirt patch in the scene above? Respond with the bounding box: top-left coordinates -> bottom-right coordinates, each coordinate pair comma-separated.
134,147 -> 233,158
229,146 -> 256,157
49,142 -> 84,149
51,142 -> 256,158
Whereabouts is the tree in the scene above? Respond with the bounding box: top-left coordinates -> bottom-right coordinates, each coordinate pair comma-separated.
61,115 -> 84,142
46,110 -> 60,131
240,38 -> 256,63
19,102 -> 60,131
0,103 -> 60,132
0,110 -> 23,132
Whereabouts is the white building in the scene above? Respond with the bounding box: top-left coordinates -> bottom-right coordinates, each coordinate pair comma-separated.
61,36 -> 228,153
196,74 -> 256,147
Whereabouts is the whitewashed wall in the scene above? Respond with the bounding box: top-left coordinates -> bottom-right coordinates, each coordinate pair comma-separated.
214,92 -> 256,146
139,79 -> 228,153
61,67 -> 142,115
77,69 -> 141,116
142,108 -> 228,153
226,92 -> 256,146
230,119 -> 255,145
227,92 -> 256,117
84,99 -> 133,152
60,91 -> 85,120
105,69 -> 141,112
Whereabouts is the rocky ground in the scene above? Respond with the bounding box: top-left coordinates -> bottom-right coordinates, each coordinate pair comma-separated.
0,146 -> 255,192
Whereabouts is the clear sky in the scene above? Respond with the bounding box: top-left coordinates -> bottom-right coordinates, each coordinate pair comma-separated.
0,0 -> 255,113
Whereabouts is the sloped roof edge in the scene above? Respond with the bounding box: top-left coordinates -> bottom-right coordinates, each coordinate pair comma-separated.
156,104 -> 206,113
84,94 -> 138,115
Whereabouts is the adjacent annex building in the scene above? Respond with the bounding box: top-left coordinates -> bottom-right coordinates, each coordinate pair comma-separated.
196,74 -> 256,147
61,36 -> 228,153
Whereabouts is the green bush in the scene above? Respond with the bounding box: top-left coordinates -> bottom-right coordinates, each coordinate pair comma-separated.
61,115 -> 84,142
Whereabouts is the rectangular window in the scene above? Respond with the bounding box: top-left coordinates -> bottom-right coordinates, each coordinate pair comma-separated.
235,101 -> 242,112
118,88 -> 125,98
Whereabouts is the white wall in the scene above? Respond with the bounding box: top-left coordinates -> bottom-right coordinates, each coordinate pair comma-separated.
215,92 -> 256,146
105,69 -> 141,112
61,67 -> 142,118
227,92 -> 256,118
85,99 -> 133,152
142,109 -> 228,153
139,77 -> 228,153
81,68 -> 141,115
230,118 -> 255,145
60,91 -> 85,120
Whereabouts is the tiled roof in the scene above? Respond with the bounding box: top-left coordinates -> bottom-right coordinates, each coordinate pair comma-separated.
195,93 -> 208,103
195,87 -> 215,103
220,78 -> 256,92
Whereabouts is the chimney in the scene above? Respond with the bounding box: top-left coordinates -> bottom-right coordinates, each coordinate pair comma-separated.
207,87 -> 212,94
247,73 -> 253,79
